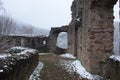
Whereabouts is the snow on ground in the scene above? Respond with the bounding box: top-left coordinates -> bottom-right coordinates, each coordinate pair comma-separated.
56,32 -> 68,49
59,54 -> 102,80
29,61 -> 44,80
39,53 -> 54,55
17,49 -> 37,55
11,46 -> 28,50
72,60 -> 102,79
60,53 -> 76,59
10,46 -> 38,59
109,55 -> 120,62
11,46 -> 37,55
0,54 -> 11,58
0,70 -> 3,72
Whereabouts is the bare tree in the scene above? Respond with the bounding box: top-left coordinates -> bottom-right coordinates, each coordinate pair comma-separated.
0,15 -> 16,52
0,16 -> 16,34
0,1 -> 16,52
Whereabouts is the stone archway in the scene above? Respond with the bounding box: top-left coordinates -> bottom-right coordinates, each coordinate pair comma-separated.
56,32 -> 68,49
48,26 -> 68,53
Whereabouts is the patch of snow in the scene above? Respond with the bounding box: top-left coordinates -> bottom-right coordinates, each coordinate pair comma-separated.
17,49 -> 37,55
29,62 -> 44,80
16,49 -> 37,60
59,60 -> 102,80
109,55 -> 120,62
0,70 -> 3,72
0,55 -> 7,58
60,53 -> 76,59
11,46 -> 37,55
4,65 -> 8,68
76,18 -> 81,22
0,54 -> 11,58
39,53 -> 54,55
11,46 -> 28,50
56,32 -> 68,49
72,60 -> 102,79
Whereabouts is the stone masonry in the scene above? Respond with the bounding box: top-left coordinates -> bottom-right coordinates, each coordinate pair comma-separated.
1,1 -> 119,78
68,0 -> 118,76
0,48 -> 38,80
48,25 -> 68,54
4,25 -> 68,54
5,35 -> 49,53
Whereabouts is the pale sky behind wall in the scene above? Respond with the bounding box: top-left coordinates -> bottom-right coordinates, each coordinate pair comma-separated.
3,0 -> 119,30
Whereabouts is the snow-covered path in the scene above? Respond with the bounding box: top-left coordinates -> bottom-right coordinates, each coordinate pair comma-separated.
29,62 -> 44,80
32,53 -> 102,80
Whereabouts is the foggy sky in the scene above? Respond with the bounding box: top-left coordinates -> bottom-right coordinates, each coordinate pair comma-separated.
3,0 -> 119,30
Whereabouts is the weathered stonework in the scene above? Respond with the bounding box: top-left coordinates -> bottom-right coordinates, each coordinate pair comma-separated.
107,58 -> 120,80
1,1 -> 119,79
0,48 -> 38,80
48,25 -> 68,54
68,0 -> 118,76
4,25 -> 68,54
6,35 -> 49,53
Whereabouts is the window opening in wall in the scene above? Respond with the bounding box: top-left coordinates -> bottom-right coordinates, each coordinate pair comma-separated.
43,41 -> 46,45
113,0 -> 120,56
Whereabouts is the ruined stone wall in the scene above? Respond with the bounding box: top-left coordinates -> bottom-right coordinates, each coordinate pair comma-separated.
98,58 -> 120,79
48,26 -> 68,54
83,0 -> 117,74
0,49 -> 38,80
68,0 -> 118,75
68,0 -> 83,57
6,36 -> 49,53
3,25 -> 68,54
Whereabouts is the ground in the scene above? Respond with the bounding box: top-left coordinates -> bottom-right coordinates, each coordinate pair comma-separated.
38,53 -> 87,80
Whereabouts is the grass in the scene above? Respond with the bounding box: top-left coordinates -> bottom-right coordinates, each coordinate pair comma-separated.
38,53 -> 87,80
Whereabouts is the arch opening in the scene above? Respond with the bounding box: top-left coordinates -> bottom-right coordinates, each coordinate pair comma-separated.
56,32 -> 68,49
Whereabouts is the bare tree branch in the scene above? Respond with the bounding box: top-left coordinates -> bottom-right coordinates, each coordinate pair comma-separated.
0,1 -> 16,52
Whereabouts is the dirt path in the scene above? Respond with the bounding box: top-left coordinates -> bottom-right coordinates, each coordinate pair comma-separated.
38,54 -> 86,80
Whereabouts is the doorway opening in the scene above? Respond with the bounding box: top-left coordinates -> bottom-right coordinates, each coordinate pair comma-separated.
113,0 -> 120,56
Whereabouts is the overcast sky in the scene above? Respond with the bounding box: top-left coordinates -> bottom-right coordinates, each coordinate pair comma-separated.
3,0 -> 119,30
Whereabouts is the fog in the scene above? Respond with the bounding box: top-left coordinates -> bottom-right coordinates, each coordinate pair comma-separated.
3,0 -> 73,29
3,0 -> 119,30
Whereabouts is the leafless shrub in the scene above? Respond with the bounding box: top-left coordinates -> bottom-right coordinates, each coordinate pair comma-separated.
0,1 -> 16,52
0,15 -> 16,52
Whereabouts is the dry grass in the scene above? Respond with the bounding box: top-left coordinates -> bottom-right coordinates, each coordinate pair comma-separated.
38,54 -> 87,80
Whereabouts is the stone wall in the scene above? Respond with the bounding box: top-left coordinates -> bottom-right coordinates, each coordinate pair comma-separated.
0,48 -> 38,80
68,0 -> 118,75
6,35 -> 49,53
107,59 -> 120,80
3,25 -> 68,54
48,26 -> 68,54
68,0 -> 83,57
98,58 -> 120,80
